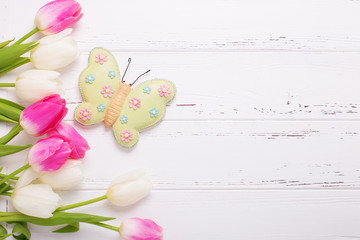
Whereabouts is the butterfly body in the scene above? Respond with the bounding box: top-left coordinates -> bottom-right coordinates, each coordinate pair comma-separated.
104,82 -> 131,128
74,48 -> 176,149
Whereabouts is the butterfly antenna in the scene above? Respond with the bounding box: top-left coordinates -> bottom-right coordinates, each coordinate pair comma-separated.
121,58 -> 132,83
130,69 -> 151,86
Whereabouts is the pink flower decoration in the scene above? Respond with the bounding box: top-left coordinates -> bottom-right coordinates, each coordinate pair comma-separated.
29,135 -> 72,172
158,85 -> 171,97
129,98 -> 141,110
120,130 -> 133,143
101,86 -> 114,98
35,0 -> 83,35
119,217 -> 163,240
95,52 -> 108,64
48,123 -> 90,159
20,94 -> 68,137
79,108 -> 91,121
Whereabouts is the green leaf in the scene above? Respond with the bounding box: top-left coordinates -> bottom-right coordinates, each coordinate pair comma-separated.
0,181 -> 14,194
0,224 -> 12,240
12,222 -> 31,240
0,234 -> 13,240
0,39 -> 14,49
0,115 -> 17,123
0,99 -> 24,122
0,212 -> 115,227
0,144 -> 32,157
0,99 -> 25,111
0,58 -> 31,77
0,42 -> 38,69
0,123 -> 23,145
0,225 -> 7,235
53,222 -> 80,233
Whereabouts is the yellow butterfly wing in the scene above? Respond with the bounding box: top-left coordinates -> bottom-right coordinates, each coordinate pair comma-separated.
74,48 -> 120,125
112,79 -> 176,148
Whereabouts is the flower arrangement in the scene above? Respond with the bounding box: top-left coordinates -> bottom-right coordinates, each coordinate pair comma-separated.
0,0 -> 163,239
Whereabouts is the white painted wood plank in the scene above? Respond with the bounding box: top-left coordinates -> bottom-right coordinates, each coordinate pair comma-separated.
8,190 -> 359,240
3,121 -> 360,189
4,52 -> 360,120
3,0 -> 360,51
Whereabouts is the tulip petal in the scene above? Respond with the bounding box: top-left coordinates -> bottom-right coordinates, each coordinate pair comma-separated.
35,0 -> 82,33
12,184 -> 62,218
15,168 -> 42,189
39,160 -> 83,190
48,123 -> 90,159
21,102 -> 68,136
35,28 -> 72,46
30,30 -> 79,70
15,69 -> 62,102
107,169 -> 152,207
29,136 -> 72,172
119,218 -> 163,240
109,169 -> 147,188
44,13 -> 83,35
107,179 -> 152,207
20,94 -> 68,136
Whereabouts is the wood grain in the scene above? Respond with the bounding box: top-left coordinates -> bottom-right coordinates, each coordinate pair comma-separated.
3,0 -> 360,52
11,190 -> 360,240
1,0 -> 360,239
4,52 -> 360,120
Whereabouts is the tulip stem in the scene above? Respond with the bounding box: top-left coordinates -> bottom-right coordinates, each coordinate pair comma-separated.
14,27 -> 39,45
0,123 -> 23,144
0,192 -> 11,197
56,195 -> 108,212
0,83 -> 15,87
0,163 -> 30,186
0,173 -> 18,180
88,222 -> 120,232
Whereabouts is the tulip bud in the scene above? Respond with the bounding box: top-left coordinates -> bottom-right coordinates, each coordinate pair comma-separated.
119,218 -> 163,240
107,169 -> 152,207
12,184 -> 62,218
30,29 -> 79,70
48,123 -> 90,159
29,135 -> 72,172
39,160 -> 83,190
15,69 -> 62,102
35,0 -> 83,35
20,94 -> 68,137
15,168 -> 41,189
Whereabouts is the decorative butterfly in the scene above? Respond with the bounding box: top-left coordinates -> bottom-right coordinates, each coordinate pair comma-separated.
74,47 -> 176,149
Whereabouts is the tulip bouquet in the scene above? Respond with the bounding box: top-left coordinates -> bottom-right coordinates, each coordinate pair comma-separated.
0,94 -> 162,239
0,0 -> 81,102
0,0 -> 164,239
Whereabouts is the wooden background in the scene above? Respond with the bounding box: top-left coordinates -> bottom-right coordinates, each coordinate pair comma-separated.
1,0 -> 360,239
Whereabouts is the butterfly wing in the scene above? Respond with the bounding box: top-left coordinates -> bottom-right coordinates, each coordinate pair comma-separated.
112,79 -> 176,148
74,48 -> 120,125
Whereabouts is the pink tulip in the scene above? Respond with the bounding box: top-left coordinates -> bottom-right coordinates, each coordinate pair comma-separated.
20,94 -> 68,137
119,218 -> 163,240
35,0 -> 83,35
29,135 -> 72,172
48,123 -> 90,159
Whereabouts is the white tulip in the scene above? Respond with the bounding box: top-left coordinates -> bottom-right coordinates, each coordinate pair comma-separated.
15,168 -> 41,189
12,184 -> 62,218
107,169 -> 152,207
15,69 -> 62,102
39,160 -> 83,190
30,28 -> 79,70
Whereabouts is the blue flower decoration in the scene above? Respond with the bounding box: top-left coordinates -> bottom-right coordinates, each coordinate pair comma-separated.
149,108 -> 159,118
120,115 -> 128,124
97,104 -> 106,112
143,86 -> 151,94
85,74 -> 95,84
108,70 -> 116,79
